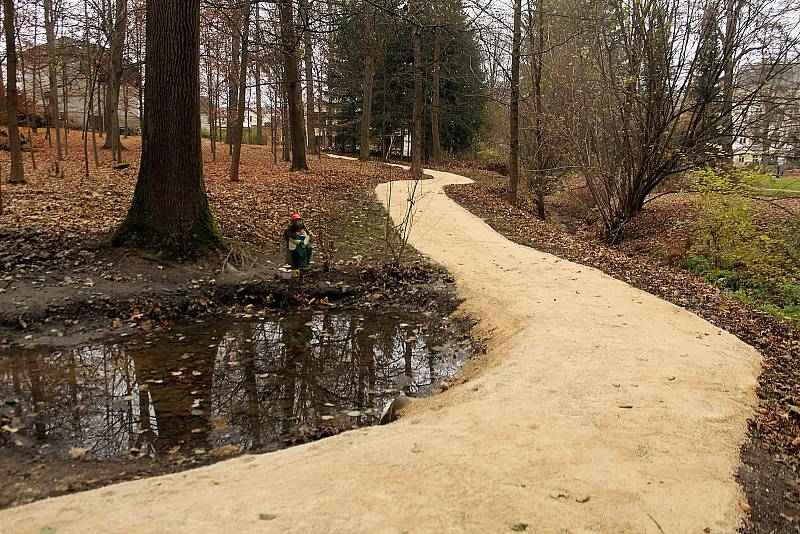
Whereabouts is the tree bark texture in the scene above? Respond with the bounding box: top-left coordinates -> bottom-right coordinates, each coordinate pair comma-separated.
43,0 -> 62,164
226,12 -> 241,146
279,0 -> 308,170
299,0 -> 318,154
530,0 -> 545,219
3,0 -> 25,183
113,0 -> 221,254
281,73 -> 291,161
103,0 -> 127,151
230,0 -> 252,182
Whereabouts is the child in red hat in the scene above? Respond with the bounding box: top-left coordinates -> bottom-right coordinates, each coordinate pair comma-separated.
283,211 -> 313,269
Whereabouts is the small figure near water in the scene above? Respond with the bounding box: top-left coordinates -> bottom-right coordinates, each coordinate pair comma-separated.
283,211 -> 313,271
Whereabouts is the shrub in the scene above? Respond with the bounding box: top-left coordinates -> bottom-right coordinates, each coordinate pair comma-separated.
685,166 -> 800,325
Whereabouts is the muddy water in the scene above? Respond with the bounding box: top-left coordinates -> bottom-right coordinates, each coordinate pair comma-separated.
0,309 -> 470,463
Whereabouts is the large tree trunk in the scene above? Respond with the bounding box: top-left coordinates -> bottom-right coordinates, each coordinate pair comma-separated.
410,5 -> 423,176
299,0 -> 318,155
103,0 -> 127,151
3,0 -> 25,184
43,0 -> 62,166
508,0 -> 521,205
359,5 -> 375,161
230,0 -> 252,182
113,0 -> 221,254
278,0 -> 308,170
430,26 -> 442,166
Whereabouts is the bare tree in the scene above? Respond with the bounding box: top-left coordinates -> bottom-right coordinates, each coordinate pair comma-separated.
231,0 -> 253,182
410,0 -> 423,176
43,0 -> 62,170
508,0 -> 521,204
431,25 -> 442,166
359,3 -> 375,161
254,4 -> 264,145
299,0 -> 317,154
4,0 -> 24,183
278,0 -> 308,170
226,6 -> 242,148
102,0 -> 128,157
567,0 -> 799,238
720,0 -> 743,162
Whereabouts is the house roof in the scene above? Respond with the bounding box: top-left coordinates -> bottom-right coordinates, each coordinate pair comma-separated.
22,36 -> 140,87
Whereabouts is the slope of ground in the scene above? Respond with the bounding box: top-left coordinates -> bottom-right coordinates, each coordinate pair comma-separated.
0,165 -> 760,533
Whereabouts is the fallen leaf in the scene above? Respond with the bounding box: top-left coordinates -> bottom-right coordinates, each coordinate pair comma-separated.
213,444 -> 240,457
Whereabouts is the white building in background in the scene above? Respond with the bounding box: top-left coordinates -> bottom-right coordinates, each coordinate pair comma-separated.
200,100 -> 270,133
20,37 -> 141,133
733,63 -> 800,167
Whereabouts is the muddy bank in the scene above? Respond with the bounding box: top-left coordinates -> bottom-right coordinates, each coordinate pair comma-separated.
0,249 -> 452,345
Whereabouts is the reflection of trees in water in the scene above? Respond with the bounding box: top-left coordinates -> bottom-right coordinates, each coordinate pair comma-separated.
0,311 -> 464,459
1,345 -> 140,458
211,312 -> 457,449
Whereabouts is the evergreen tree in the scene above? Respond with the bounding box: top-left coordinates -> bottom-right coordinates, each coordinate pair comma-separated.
326,0 -> 486,158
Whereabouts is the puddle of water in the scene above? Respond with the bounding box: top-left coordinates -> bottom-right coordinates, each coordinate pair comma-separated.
0,309 -> 469,461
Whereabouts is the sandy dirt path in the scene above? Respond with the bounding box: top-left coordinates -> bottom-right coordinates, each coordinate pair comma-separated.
0,166 -> 761,533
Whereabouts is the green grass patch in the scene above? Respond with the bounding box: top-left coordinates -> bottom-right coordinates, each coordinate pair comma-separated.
323,199 -> 418,264
757,175 -> 800,191
683,256 -> 800,326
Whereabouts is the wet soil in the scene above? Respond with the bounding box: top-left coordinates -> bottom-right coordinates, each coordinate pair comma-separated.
0,303 -> 475,509
738,440 -> 800,532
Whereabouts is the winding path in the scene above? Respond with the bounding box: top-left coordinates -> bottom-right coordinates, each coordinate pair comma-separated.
0,164 -> 760,533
